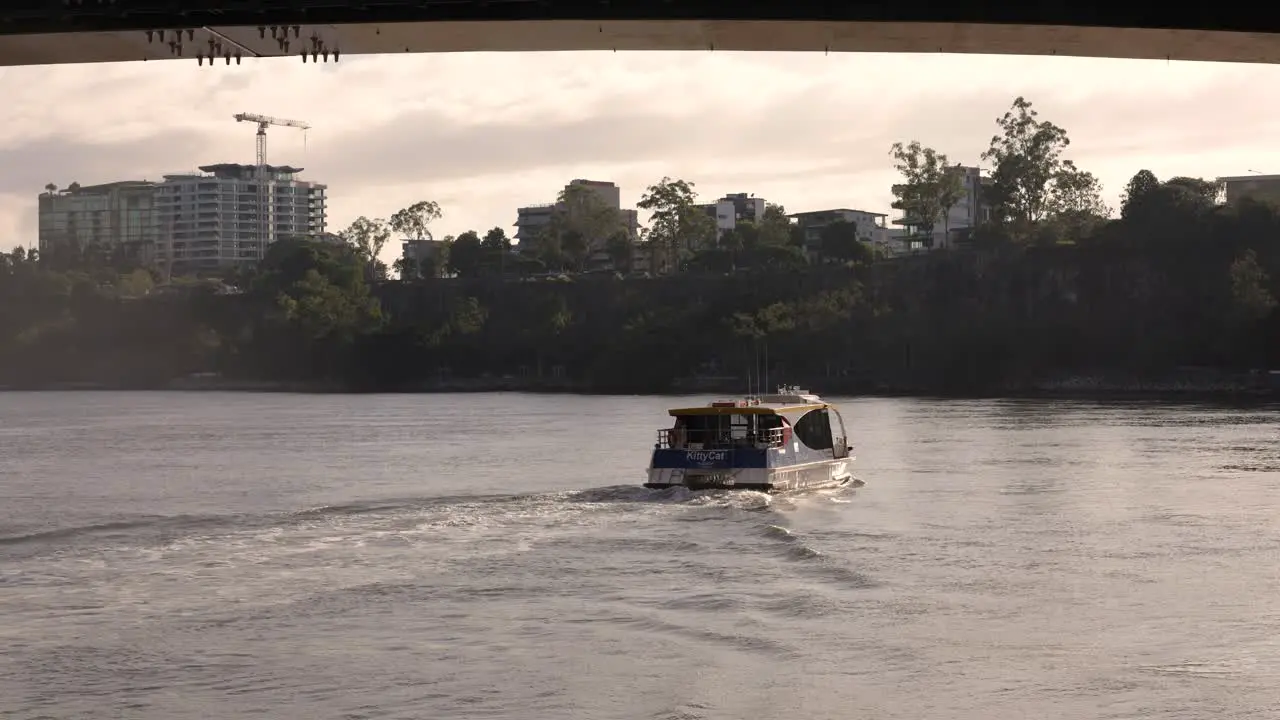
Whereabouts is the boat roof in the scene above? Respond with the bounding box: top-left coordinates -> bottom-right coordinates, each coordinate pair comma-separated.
667,392 -> 830,416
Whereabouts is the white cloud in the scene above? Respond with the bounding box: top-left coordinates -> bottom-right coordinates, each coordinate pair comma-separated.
3,50 -> 1280,262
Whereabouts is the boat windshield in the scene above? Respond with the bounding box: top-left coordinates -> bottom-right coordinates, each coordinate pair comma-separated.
658,413 -> 788,450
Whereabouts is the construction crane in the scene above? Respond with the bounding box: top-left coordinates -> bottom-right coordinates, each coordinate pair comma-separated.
233,112 -> 310,258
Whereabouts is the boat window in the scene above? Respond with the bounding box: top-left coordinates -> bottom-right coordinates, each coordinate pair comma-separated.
729,413 -> 751,444
670,413 -> 770,449
793,408 -> 834,450
674,414 -> 728,448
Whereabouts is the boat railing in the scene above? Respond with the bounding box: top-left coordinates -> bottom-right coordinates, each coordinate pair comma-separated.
756,426 -> 786,448
656,426 -> 786,450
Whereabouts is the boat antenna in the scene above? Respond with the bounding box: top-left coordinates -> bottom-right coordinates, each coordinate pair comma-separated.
747,338 -> 757,397
749,338 -> 758,399
763,339 -> 769,395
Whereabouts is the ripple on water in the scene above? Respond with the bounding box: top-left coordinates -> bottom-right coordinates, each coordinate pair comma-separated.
4,394 -> 1280,720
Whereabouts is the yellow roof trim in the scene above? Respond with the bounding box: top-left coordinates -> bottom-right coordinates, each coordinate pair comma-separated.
668,403 -> 827,416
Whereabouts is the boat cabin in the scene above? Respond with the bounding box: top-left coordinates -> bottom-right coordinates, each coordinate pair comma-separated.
656,389 -> 851,459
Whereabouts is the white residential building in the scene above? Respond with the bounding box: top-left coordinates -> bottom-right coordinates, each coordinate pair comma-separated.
892,164 -> 991,250
156,163 -> 327,270
401,239 -> 450,277
697,192 -> 767,239
788,208 -> 890,258
941,164 -> 990,243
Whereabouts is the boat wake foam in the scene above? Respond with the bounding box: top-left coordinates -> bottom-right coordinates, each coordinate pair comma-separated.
2,483 -> 793,560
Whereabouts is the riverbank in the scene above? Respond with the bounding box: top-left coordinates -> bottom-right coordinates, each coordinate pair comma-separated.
4,370 -> 1277,403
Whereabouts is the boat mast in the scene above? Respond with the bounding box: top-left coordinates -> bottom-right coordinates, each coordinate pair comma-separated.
763,340 -> 769,396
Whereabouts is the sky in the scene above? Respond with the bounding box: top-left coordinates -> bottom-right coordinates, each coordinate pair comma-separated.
3,50 -> 1280,263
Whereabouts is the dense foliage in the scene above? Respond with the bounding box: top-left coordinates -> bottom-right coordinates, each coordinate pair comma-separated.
4,97 -> 1279,394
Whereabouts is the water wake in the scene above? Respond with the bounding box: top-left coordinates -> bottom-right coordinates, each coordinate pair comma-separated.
0,483 -> 787,557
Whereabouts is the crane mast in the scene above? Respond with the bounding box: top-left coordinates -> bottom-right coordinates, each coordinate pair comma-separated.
233,113 -> 310,260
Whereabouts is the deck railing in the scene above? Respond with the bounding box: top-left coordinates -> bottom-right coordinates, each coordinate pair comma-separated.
656,426 -> 786,450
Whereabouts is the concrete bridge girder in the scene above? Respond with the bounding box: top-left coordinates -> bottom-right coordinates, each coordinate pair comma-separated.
0,21 -> 1279,68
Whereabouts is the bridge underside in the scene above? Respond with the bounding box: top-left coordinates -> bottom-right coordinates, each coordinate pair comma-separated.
1,20 -> 1279,68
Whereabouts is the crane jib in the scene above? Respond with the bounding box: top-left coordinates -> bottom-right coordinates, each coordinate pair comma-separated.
233,112 -> 311,258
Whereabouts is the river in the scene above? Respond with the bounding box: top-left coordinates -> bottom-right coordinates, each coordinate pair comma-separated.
1,391 -> 1278,719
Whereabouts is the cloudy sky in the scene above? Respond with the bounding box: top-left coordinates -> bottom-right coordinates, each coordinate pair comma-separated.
2,50 -> 1279,262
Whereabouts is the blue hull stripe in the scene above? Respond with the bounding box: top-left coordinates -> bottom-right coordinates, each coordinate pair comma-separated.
650,445 -> 839,470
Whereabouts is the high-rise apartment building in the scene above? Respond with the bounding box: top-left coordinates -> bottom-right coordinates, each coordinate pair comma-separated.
514,203 -> 558,247
567,178 -> 622,209
37,164 -> 328,272
156,163 -> 327,270
37,181 -> 160,260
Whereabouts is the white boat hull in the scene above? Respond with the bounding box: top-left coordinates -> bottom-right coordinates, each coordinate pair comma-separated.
645,458 -> 854,494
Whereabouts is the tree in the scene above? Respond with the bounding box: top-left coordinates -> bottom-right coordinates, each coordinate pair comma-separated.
391,256 -> 417,281
1119,172 -> 1219,231
1120,169 -> 1160,219
526,225 -> 566,272
749,243 -> 809,272
275,268 -> 382,342
757,203 -> 795,247
556,225 -> 590,272
339,216 -> 391,281
818,220 -> 872,265
482,226 -> 510,252
385,200 -> 443,280
449,296 -> 489,336
389,201 -> 442,243
1166,176 -> 1222,205
605,231 -> 635,273
449,231 -> 485,277
637,177 -> 715,274
1230,248 -> 1277,322
1043,160 -> 1110,242
710,225 -> 749,272
481,226 -> 512,275
558,184 -> 623,241
427,237 -> 452,278
980,96 -> 1071,239
522,186 -> 625,273
1050,163 -> 1107,216
723,223 -> 758,250
936,168 -> 965,243
116,268 -> 154,298
548,183 -> 625,271
247,239 -> 384,368
889,141 -> 963,248
254,238 -> 366,295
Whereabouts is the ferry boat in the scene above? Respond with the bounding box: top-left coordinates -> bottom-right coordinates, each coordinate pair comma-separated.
644,386 -> 855,493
